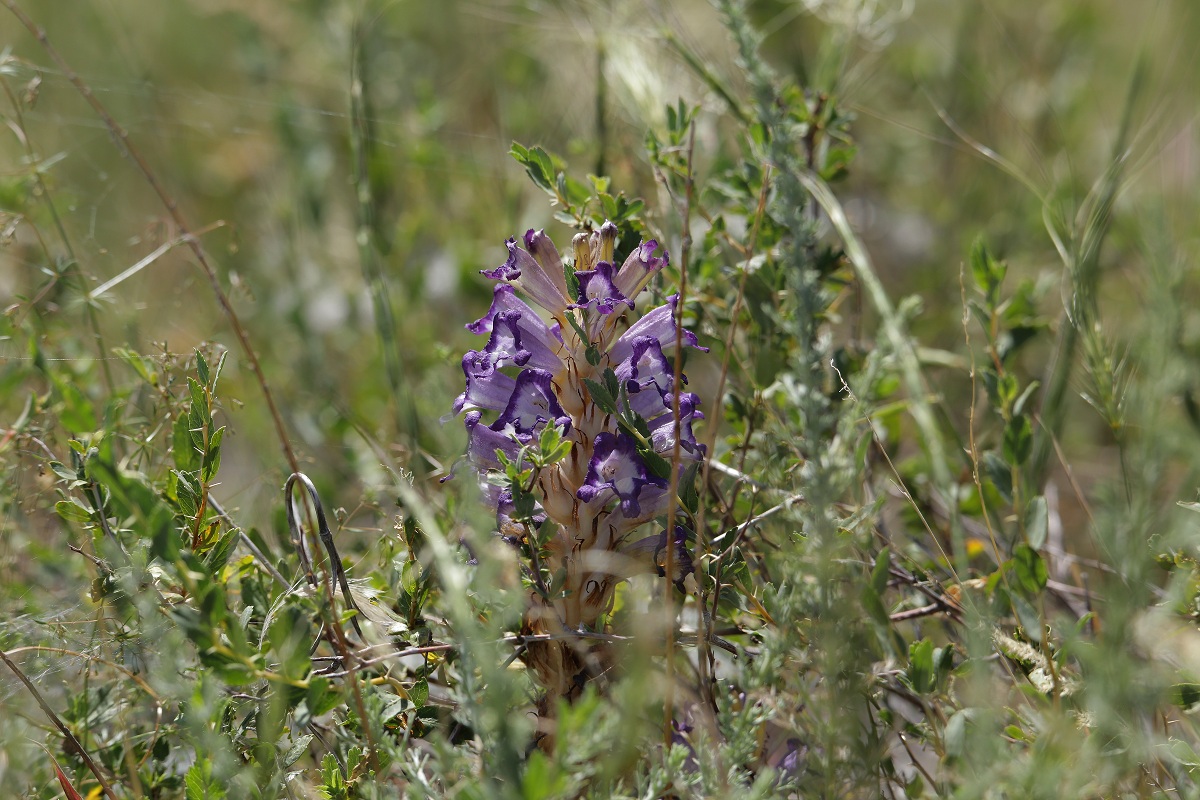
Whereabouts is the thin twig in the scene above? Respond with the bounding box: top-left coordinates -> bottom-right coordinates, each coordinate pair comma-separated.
0,647 -> 121,800
661,119 -> 696,747
3,0 -> 300,476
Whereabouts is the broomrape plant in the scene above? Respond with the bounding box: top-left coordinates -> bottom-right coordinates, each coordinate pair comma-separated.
451,223 -> 702,731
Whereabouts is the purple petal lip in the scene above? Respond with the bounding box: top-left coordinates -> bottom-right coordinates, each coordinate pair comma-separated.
610,294 -> 706,364
465,410 -> 519,469
647,392 -> 705,456
576,431 -> 667,518
467,284 -> 531,335
489,368 -> 571,441
619,525 -> 694,581
484,310 -> 561,372
614,336 -> 676,397
570,261 -> 633,315
454,350 -> 517,414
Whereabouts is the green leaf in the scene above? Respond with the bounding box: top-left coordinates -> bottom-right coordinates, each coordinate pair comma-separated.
860,583 -> 889,627
174,469 -> 199,519
196,351 -> 210,387
1004,724 -> 1030,742
188,377 -> 208,426
532,147 -> 555,190
1025,495 -> 1048,549
982,451 -> 1012,503
641,448 -> 672,481
203,527 -> 239,573
621,197 -> 645,219
602,368 -> 621,403
210,350 -> 228,392
907,638 -> 935,694
970,236 -> 1006,304
1011,544 -> 1048,594
509,142 -> 555,192
871,547 -> 890,598
49,460 -> 78,482
996,373 -> 1019,411
934,645 -> 955,689
55,498 -> 93,523
943,709 -> 975,758
113,347 -> 157,385
280,734 -> 314,768
55,380 -> 96,433
583,378 -> 618,415
1011,593 -> 1044,637
1013,380 -> 1040,416
1003,415 -> 1032,465
173,413 -> 200,472
410,678 -> 429,709
307,677 -> 341,717
185,757 -> 226,800
1171,683 -> 1200,709
202,426 -> 225,482
400,559 -> 421,597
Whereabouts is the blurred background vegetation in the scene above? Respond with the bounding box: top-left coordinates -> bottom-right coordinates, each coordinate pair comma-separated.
4,0 -> 1200,796
2,0 -> 1196,536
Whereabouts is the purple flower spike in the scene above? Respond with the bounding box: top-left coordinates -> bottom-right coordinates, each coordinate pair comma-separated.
576,432 -> 667,518
615,239 -> 668,301
489,368 -> 571,441
482,237 -> 570,315
571,261 -> 633,315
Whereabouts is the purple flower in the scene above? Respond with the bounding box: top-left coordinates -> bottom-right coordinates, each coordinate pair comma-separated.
614,335 -> 676,398
453,226 -> 710,662
483,310 -> 561,372
453,350 -> 517,415
523,228 -> 568,294
571,261 -> 633,315
647,392 -> 705,456
464,410 -> 519,469
614,239 -> 668,301
489,368 -> 571,441
481,236 -> 570,316
620,525 -> 694,583
576,432 -> 667,518
467,283 -> 532,335
608,294 -> 707,365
